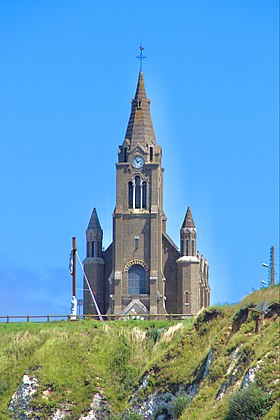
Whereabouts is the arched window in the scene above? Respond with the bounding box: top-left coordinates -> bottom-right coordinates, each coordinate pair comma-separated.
128,177 -> 147,210
135,176 -> 141,209
142,181 -> 147,208
185,290 -> 190,305
128,181 -> 133,208
128,264 -> 146,294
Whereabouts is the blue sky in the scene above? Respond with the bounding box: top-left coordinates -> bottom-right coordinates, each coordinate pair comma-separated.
0,0 -> 279,316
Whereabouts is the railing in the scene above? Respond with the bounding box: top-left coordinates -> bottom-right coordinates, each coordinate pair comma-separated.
0,313 -> 194,323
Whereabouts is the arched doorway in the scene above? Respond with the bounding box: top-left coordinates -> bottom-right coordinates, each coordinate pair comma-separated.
128,264 -> 146,295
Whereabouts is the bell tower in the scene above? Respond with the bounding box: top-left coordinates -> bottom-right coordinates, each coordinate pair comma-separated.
110,71 -> 167,315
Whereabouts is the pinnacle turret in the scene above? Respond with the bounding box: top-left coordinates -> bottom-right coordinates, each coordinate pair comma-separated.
124,71 -> 156,146
182,207 -> 196,229
86,208 -> 103,259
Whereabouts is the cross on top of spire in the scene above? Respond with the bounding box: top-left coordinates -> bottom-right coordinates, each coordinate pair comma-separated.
136,41 -> 146,72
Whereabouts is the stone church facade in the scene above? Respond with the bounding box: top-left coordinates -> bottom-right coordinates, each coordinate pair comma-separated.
83,71 -> 210,316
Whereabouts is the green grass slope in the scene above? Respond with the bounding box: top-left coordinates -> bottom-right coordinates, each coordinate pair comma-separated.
0,286 -> 279,419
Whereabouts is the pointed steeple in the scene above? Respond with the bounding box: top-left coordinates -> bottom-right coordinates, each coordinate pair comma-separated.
134,70 -> 147,100
182,207 -> 196,229
86,208 -> 103,258
87,208 -> 102,231
124,71 -> 156,146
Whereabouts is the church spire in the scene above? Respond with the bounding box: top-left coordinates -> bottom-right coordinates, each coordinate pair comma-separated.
180,207 -> 197,256
182,207 -> 196,229
88,208 -> 102,231
124,71 -> 156,146
86,208 -> 103,258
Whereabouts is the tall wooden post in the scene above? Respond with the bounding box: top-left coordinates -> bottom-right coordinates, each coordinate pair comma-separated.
270,245 -> 275,286
72,237 -> 77,297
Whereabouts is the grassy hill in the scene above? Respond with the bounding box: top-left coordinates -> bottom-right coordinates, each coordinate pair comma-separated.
0,286 -> 279,419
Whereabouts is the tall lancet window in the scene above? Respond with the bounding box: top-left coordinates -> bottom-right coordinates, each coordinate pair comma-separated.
142,181 -> 147,208
128,177 -> 147,210
186,240 -> 189,256
128,181 -> 133,208
192,240 -> 195,256
135,176 -> 141,209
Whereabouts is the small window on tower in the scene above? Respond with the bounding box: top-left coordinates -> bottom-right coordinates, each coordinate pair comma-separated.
137,100 -> 142,109
150,147 -> 153,162
128,181 -> 133,208
134,236 -> 139,250
185,290 -> 190,306
142,181 -> 147,208
124,147 -> 127,162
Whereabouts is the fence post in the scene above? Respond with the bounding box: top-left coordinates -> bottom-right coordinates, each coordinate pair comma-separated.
27,316 -> 30,322
7,316 -> 9,324
47,315 -> 50,322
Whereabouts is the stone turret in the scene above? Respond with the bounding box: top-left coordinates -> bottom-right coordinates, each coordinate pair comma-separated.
180,207 -> 197,256
86,208 -> 103,259
177,207 -> 200,315
83,208 -> 105,314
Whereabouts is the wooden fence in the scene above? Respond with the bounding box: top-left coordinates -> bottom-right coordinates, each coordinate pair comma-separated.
0,313 -> 194,323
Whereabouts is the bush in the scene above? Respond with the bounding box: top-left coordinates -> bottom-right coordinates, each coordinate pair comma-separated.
171,392 -> 191,419
226,384 -> 271,419
146,327 -> 166,344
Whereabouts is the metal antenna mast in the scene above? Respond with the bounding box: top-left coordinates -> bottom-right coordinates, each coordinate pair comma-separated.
270,245 -> 275,286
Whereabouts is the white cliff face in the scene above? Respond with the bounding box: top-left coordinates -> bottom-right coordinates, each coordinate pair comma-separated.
242,367 -> 257,389
8,374 -> 39,419
79,392 -> 110,420
126,348 -> 214,419
202,348 -> 214,379
8,374 -> 109,420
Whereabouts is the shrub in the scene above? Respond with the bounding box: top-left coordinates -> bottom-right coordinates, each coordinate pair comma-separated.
121,409 -> 144,419
146,327 -> 166,344
226,383 -> 271,419
171,392 -> 191,419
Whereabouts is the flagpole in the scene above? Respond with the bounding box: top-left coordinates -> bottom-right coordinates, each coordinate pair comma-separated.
70,237 -> 77,319
72,237 -> 77,298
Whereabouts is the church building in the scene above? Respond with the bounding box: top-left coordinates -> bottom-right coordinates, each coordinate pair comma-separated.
83,69 -> 210,317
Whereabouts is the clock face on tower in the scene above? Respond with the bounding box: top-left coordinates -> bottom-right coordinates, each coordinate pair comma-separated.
132,156 -> 144,169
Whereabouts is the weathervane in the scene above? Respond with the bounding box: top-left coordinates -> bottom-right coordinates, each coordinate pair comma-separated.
136,41 -> 146,72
